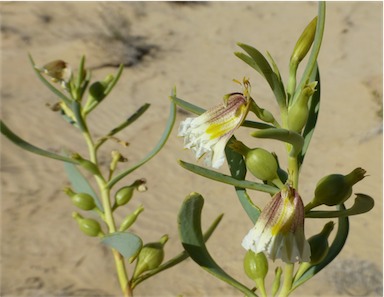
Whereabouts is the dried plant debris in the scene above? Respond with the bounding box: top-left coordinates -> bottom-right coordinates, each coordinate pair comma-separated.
328,258 -> 383,296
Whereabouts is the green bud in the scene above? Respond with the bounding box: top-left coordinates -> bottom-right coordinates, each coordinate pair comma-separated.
290,17 -> 317,65
133,235 -> 168,278
118,205 -> 145,232
71,193 -> 96,211
288,82 -> 317,132
115,179 -> 147,207
230,141 -> 278,182
71,153 -> 100,175
271,267 -> 282,297
72,212 -> 102,237
307,221 -> 334,265
115,187 -> 134,206
244,250 -> 268,282
311,168 -> 366,207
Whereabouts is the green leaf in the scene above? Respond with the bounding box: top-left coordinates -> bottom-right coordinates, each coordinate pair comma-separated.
235,44 -> 286,108
131,213 -> 224,288
170,95 -> 205,115
64,161 -> 103,210
0,120 -> 78,164
104,64 -> 124,96
179,160 -> 278,195
95,103 -> 150,150
251,128 -> 304,157
225,141 -> 261,223
178,193 -> 257,297
28,54 -> 72,106
101,231 -> 142,260
292,203 -> 349,290
71,100 -> 87,132
305,194 -> 374,218
107,99 -> 176,189
298,64 -> 320,168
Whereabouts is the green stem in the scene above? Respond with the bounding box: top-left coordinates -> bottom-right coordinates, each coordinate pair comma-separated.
288,156 -> 299,189
81,117 -> 132,297
279,263 -> 294,297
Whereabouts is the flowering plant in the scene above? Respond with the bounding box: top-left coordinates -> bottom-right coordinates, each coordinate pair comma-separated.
0,57 -> 221,297
174,3 -> 374,296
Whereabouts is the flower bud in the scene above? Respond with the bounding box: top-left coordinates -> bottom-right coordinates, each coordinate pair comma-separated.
115,179 -> 147,207
311,168 -> 366,207
307,221 -> 334,265
290,17 -> 317,65
71,153 -> 100,175
118,205 -> 144,232
133,235 -> 168,278
72,212 -> 102,237
243,250 -> 268,282
288,82 -> 317,132
229,141 -> 278,182
71,193 -> 96,211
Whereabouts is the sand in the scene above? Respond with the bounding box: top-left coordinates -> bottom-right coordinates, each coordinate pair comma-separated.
1,2 -> 382,297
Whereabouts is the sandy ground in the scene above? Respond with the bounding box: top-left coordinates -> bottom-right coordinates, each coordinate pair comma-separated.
1,2 -> 382,297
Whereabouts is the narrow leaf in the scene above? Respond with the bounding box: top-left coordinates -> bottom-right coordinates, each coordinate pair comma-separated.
292,203 -> 349,289
104,64 -> 124,96
252,128 -> 304,157
171,95 -> 205,115
305,194 -> 374,218
64,161 -> 103,210
107,100 -> 176,189
179,160 -> 278,195
71,100 -> 87,132
178,193 -> 257,296
235,44 -> 286,108
95,103 -> 150,150
1,120 -> 78,164
225,141 -> 261,223
101,231 -> 142,259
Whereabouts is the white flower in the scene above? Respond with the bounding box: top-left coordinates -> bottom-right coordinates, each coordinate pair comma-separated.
242,186 -> 311,263
178,93 -> 249,169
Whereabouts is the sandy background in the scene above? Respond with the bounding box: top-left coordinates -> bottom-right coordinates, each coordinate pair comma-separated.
1,2 -> 382,297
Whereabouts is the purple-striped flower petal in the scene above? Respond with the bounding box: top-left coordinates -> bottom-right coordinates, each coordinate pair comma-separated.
242,186 -> 311,263
178,93 -> 249,169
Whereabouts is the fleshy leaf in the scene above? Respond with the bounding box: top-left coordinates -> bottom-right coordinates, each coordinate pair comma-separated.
179,160 -> 278,195
235,43 -> 286,108
1,120 -> 78,164
292,203 -> 349,290
101,231 -> 142,260
178,192 -> 257,296
305,194 -> 374,218
64,161 -> 103,210
225,140 -> 261,223
171,95 -> 205,115
251,128 -> 304,157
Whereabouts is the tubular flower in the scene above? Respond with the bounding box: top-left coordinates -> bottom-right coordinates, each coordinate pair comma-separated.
178,93 -> 250,169
242,186 -> 310,263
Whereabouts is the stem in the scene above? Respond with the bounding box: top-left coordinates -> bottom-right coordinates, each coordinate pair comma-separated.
288,156 -> 299,189
81,117 -> 132,297
278,263 -> 294,297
